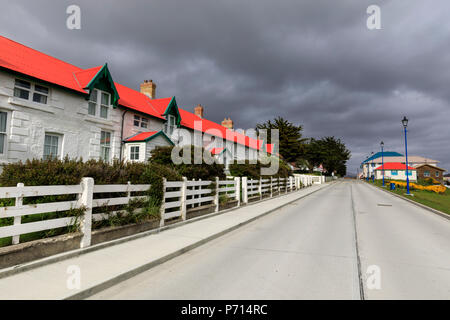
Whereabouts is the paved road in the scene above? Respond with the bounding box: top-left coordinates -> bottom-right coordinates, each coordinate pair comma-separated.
90,181 -> 450,300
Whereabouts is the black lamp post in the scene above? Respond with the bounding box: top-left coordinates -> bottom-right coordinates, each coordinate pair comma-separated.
381,141 -> 385,186
402,116 -> 411,195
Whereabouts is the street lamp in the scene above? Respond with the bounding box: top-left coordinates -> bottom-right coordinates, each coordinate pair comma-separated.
370,151 -> 374,182
366,156 -> 369,181
380,141 -> 385,186
402,116 -> 411,195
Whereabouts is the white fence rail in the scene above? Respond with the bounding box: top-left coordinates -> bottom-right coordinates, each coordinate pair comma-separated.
0,174 -> 322,249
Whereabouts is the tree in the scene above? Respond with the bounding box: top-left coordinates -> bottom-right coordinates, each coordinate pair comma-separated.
305,137 -> 351,176
256,117 -> 307,163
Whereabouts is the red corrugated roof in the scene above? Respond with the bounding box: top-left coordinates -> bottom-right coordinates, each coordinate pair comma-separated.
125,131 -> 159,142
0,35 -> 273,152
375,162 -> 416,171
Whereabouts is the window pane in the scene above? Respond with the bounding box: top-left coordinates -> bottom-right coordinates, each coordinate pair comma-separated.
88,102 -> 96,115
170,116 -> 175,126
35,85 -> 49,94
15,79 -> 31,89
100,105 -> 108,119
14,88 -> 29,100
89,89 -> 98,102
134,120 -> 140,127
0,134 -> 5,154
100,131 -> 111,146
44,134 -> 58,159
141,122 -> 147,128
101,92 -> 110,105
0,112 -> 7,132
134,115 -> 140,120
33,93 -> 47,104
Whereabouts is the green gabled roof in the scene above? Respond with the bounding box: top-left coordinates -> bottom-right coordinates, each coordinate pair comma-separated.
124,130 -> 174,145
86,63 -> 120,107
163,96 -> 182,126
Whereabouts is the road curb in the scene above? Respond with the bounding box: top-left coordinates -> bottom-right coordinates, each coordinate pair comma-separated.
365,182 -> 450,221
64,182 -> 336,300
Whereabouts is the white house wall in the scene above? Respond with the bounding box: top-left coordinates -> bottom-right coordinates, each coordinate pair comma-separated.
0,72 -> 122,166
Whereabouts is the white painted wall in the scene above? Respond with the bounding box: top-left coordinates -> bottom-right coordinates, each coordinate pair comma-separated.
375,169 -> 417,181
0,72 -> 123,168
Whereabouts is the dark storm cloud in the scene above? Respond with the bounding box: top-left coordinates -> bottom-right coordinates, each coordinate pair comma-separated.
1,0 -> 449,173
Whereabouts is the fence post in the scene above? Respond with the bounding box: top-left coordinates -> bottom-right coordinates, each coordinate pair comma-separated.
160,178 -> 166,227
234,177 -> 240,207
181,177 -> 187,221
79,177 -> 94,248
259,178 -> 262,200
198,178 -> 202,208
278,177 -> 281,194
270,177 -> 273,197
214,177 -> 219,212
12,183 -> 24,245
285,178 -> 288,194
242,177 -> 248,204
289,177 -> 293,192
127,181 -> 131,200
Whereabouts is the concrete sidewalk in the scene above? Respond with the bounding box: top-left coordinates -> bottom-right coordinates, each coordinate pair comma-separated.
0,183 -> 331,300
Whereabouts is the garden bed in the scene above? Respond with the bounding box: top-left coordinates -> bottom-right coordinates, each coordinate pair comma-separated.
0,219 -> 160,269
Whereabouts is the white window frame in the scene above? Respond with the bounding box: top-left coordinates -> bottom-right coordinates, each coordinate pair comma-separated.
43,133 -> 63,160
424,170 -> 430,177
100,130 -> 112,162
13,79 -> 49,105
0,110 -> 10,157
164,114 -> 176,136
133,115 -> 149,128
88,89 -> 111,120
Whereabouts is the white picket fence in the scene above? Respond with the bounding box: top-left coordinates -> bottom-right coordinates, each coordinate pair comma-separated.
0,174 -> 318,249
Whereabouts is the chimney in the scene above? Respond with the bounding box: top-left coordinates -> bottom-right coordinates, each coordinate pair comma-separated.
221,117 -> 234,130
194,104 -> 204,118
140,80 -> 156,99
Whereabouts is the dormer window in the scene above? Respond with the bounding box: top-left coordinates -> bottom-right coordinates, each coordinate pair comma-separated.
164,114 -> 176,136
88,89 -> 110,119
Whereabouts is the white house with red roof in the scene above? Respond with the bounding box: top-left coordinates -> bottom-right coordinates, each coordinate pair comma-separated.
0,35 -> 273,168
374,162 -> 417,181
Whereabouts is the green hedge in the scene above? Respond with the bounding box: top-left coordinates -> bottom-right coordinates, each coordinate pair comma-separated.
150,146 -> 225,180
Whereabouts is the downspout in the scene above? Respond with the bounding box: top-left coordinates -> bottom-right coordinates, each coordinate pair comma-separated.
119,109 -> 128,161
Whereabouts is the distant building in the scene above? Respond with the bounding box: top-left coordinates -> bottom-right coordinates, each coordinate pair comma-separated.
361,152 -> 441,179
374,162 -> 417,182
415,164 -> 446,184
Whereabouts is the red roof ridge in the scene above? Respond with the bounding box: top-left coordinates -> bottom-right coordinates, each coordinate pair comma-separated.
0,35 -> 83,71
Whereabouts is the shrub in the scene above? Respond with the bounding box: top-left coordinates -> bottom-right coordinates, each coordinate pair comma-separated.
150,146 -> 225,180
229,157 -> 292,179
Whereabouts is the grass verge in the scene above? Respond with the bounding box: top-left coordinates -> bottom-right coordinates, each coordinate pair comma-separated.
369,180 -> 450,215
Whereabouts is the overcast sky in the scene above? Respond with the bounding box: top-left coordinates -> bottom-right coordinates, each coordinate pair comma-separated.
0,0 -> 449,174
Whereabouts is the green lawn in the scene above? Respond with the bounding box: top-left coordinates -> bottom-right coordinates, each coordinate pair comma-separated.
369,180 -> 450,215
